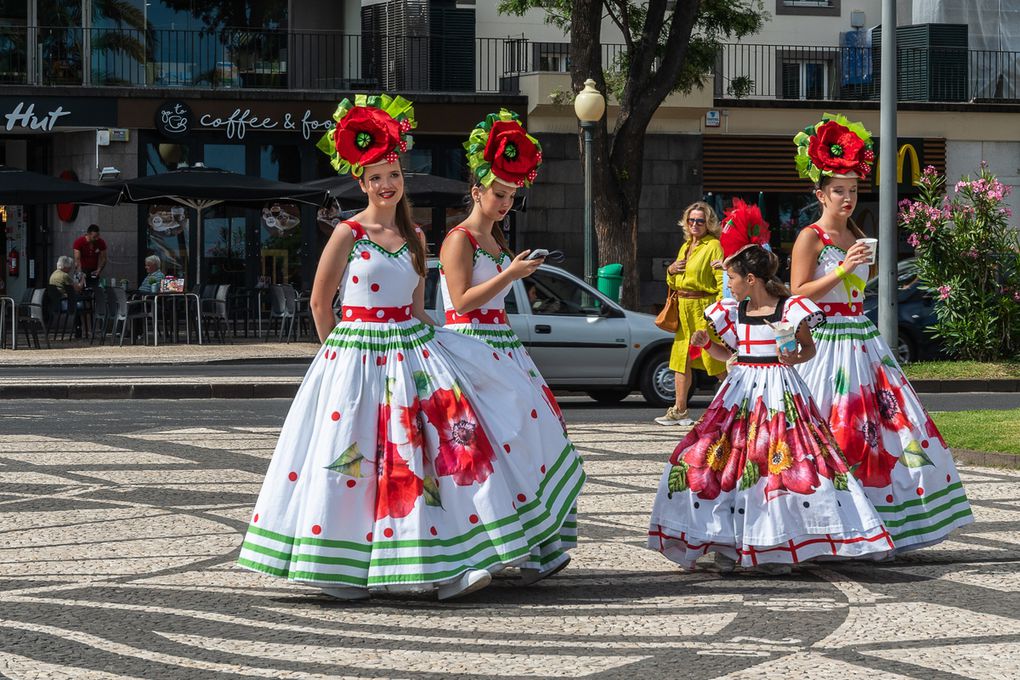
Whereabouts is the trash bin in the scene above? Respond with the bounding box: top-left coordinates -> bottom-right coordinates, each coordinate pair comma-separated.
597,263 -> 624,302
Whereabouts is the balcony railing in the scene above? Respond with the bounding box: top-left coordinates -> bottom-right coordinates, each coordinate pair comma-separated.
0,26 -> 625,94
3,28 -> 1016,104
715,43 -> 1020,103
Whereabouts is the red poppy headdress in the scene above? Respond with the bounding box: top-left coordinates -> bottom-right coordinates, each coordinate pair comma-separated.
794,113 -> 874,183
317,94 -> 415,177
720,199 -> 771,264
465,109 -> 543,188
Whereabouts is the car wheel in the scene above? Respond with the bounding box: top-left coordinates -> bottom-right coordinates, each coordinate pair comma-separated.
586,389 -> 630,404
896,332 -> 916,365
639,348 -> 675,408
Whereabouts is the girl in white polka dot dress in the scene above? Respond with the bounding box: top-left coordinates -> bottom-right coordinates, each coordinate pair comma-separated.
237,95 -> 585,601
440,109 -> 577,581
790,114 -> 972,552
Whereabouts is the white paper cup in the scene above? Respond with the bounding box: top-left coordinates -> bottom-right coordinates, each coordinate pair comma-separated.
772,320 -> 797,355
857,238 -> 878,265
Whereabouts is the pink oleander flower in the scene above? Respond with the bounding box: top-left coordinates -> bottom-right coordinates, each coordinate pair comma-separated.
938,285 -> 952,300
907,233 -> 920,248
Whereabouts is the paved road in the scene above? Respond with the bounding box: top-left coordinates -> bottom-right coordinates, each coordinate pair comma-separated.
2,399 -> 1019,679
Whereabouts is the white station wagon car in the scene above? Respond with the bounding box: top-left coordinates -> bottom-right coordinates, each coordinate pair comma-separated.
424,260 -> 680,406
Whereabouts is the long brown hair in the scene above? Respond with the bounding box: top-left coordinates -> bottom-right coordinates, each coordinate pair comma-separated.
727,246 -> 791,298
472,182 -> 514,256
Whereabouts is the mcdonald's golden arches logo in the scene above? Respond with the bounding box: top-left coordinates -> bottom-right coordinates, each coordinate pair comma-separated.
875,144 -> 921,186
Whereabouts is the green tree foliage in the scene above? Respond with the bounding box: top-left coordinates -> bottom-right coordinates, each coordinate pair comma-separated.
498,0 -> 767,307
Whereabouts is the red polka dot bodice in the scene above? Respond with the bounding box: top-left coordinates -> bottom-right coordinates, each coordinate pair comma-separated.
339,221 -> 421,311
439,226 -> 512,313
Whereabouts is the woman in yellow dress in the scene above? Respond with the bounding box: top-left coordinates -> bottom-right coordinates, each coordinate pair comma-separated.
655,201 -> 728,426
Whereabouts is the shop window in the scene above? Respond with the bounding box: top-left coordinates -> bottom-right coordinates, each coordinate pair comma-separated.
260,144 -> 302,287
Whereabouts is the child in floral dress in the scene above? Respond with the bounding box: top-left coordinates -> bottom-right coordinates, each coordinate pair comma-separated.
648,221 -> 891,573
439,109 -> 575,582
789,114 -> 972,552
238,95 -> 585,601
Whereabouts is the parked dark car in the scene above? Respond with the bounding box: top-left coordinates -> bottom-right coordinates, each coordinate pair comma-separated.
863,258 -> 943,363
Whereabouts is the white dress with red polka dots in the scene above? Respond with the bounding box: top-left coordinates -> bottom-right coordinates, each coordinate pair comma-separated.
238,221 -> 585,591
438,226 -> 575,567
795,224 -> 972,551
648,296 -> 892,570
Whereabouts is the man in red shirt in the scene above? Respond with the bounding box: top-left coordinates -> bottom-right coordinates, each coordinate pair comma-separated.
73,224 -> 108,288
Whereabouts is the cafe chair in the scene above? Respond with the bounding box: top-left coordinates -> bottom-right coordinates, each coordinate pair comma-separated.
110,286 -> 152,346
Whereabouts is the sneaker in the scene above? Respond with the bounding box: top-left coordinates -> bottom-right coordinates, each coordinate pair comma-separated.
655,406 -> 694,426
321,586 -> 371,601
519,554 -> 571,586
437,569 -> 492,600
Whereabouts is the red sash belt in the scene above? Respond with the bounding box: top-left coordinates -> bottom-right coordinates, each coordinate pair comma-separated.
445,308 -> 508,325
341,305 -> 413,322
818,302 -> 863,317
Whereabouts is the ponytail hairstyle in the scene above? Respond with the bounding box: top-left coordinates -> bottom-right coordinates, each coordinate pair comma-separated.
726,245 -> 791,298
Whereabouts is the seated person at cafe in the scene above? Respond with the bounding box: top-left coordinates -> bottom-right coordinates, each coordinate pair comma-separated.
49,256 -> 83,311
139,255 -> 165,293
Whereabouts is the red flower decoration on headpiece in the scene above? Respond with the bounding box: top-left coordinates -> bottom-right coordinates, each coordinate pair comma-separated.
807,120 -> 870,177
483,120 -> 541,186
720,199 -> 771,261
334,107 -> 402,169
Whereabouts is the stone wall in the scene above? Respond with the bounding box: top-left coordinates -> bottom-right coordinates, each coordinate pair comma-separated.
517,132 -> 703,311
48,131 -> 139,286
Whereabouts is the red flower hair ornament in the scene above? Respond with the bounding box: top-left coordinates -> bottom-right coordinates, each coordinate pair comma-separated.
465,109 -> 543,188
720,198 -> 771,265
794,113 -> 874,183
317,94 -> 415,177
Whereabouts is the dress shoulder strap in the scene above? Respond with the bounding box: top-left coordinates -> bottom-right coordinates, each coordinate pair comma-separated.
446,226 -> 480,251
804,223 -> 834,246
342,220 -> 366,241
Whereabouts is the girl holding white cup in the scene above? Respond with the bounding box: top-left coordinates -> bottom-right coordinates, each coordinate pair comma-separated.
789,114 -> 972,554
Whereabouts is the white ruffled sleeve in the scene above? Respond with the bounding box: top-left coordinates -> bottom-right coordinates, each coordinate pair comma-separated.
705,298 -> 739,352
783,295 -> 826,332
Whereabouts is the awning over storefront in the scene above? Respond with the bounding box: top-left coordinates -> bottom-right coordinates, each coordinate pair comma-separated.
0,166 -> 121,205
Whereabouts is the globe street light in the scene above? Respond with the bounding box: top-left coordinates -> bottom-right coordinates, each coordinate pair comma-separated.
574,78 -> 606,287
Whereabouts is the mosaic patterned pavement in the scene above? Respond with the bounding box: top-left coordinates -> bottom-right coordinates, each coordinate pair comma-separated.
2,400 -> 1020,679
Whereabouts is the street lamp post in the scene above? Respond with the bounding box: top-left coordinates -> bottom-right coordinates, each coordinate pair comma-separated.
574,78 -> 606,288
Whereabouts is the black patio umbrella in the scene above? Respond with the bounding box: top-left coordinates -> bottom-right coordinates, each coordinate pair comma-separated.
0,166 -> 122,205
122,164 -> 329,288
305,172 -> 469,208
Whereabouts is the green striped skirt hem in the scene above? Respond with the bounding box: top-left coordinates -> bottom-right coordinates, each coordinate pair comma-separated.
238,444 -> 585,587
873,482 -> 974,547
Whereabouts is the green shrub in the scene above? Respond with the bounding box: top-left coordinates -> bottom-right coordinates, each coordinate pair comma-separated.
898,164 -> 1020,361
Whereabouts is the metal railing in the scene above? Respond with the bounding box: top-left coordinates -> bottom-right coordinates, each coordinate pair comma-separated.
5,28 -> 1015,103
715,43 -> 1020,103
0,27 -> 625,94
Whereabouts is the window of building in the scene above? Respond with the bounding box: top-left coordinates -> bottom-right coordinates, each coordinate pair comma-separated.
776,0 -> 840,17
536,43 -> 569,72
781,59 -> 831,100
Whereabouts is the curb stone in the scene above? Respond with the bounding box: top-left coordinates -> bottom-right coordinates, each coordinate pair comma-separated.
954,448 -> 1020,470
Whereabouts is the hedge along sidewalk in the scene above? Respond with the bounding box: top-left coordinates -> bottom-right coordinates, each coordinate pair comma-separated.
905,360 -> 1020,393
